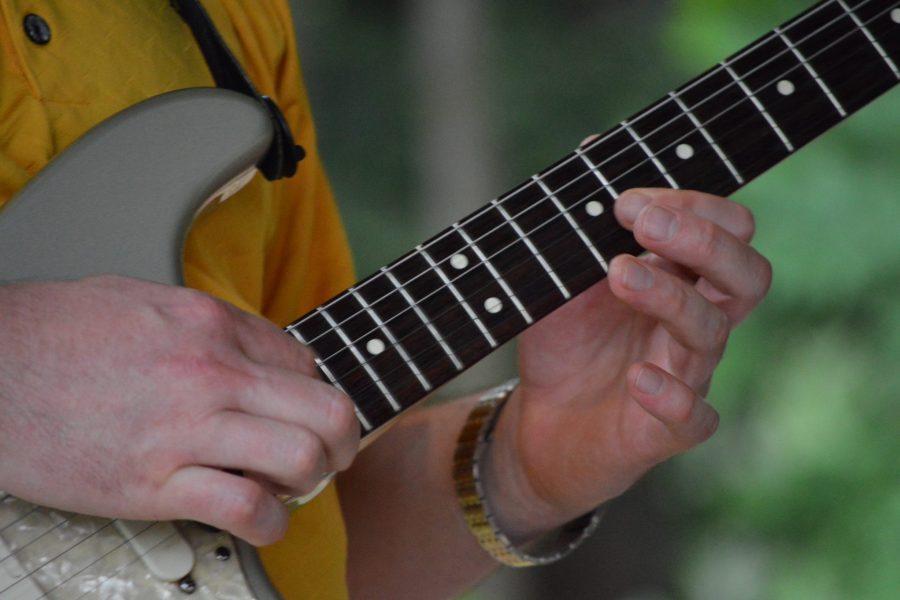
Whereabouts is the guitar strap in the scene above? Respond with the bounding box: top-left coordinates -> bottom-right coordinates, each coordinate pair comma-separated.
171,0 -> 305,181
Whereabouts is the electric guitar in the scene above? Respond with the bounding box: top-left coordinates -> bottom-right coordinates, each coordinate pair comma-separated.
1,1 -> 897,597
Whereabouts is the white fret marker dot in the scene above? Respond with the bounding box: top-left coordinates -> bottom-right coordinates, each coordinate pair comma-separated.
585,201 -> 604,217
450,253 -> 469,270
675,143 -> 694,160
484,297 -> 503,314
777,80 -> 796,96
892,9 -> 900,23
366,338 -> 386,355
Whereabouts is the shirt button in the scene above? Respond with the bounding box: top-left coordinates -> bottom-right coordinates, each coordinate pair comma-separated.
23,14 -> 52,45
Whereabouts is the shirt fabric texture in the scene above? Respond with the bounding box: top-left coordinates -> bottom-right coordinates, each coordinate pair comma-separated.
0,0 -> 355,597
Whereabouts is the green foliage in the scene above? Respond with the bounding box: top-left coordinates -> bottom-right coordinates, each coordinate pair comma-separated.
666,1 -> 900,598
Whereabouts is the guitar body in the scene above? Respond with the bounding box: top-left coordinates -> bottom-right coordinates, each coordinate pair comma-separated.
0,88 -> 270,286
0,89 -> 281,599
0,496 -> 270,600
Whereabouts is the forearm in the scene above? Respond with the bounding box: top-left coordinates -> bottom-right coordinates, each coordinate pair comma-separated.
338,395 -> 501,600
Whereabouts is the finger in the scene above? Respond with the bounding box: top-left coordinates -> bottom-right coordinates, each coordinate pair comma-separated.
162,287 -> 319,376
630,204 -> 771,323
226,306 -> 320,376
193,411 -> 337,493
608,255 -> 729,355
615,188 -> 756,242
580,133 -> 601,147
158,466 -> 289,546
628,363 -> 719,453
233,369 -> 360,469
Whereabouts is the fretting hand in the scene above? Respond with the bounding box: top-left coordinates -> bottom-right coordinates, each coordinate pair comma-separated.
484,188 -> 772,539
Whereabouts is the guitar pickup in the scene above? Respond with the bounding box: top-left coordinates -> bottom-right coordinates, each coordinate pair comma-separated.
114,520 -> 195,582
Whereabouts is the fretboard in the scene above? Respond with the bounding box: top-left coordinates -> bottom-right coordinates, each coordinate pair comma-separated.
287,0 -> 899,436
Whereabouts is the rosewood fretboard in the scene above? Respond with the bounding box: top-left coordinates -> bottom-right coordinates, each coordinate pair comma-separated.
287,0 -> 899,436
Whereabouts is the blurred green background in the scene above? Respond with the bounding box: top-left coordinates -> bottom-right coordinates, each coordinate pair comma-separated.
293,0 -> 899,598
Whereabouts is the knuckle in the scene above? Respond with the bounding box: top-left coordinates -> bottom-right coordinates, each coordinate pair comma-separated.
217,481 -> 267,529
754,256 -> 774,302
733,203 -> 756,240
694,220 -> 721,262
709,309 -> 731,350
286,433 -> 325,479
322,391 -> 358,440
291,343 -> 321,376
175,291 -> 232,330
671,395 -> 696,426
672,281 -> 692,320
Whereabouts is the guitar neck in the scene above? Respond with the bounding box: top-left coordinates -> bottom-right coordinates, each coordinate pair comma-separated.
288,0 -> 900,437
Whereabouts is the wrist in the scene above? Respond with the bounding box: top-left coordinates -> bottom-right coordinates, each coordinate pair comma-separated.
453,381 -> 604,567
479,386 -> 564,543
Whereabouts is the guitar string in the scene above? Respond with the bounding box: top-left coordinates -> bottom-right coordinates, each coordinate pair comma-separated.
0,503 -> 41,536
305,2 -> 895,375
0,520 -> 174,598
311,32 -> 893,420
289,0 -> 856,336
305,5 -> 895,406
2,6 -> 888,581
64,529 -> 182,600
293,0 -> 897,381
0,511 -> 77,570
1,2 -> 894,593
291,0 -> 890,349
38,523 -> 182,600
0,517 -> 124,596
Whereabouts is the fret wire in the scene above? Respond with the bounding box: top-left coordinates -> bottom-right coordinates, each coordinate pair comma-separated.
322,28 -> 892,404
7,10 -> 892,589
836,0 -> 900,79
774,26 -> 849,117
302,2 -> 892,368
350,288 -> 432,392
292,0 -> 884,344
574,147 -> 620,195
289,0 -> 879,340
382,267 -> 464,371
721,59 -> 796,151
667,91 -> 746,185
288,326 -> 374,430
317,308 -> 402,412
452,224 -> 534,324
622,121 -> 681,189
531,174 -> 610,272
322,27 -> 888,384
490,199 -> 571,300
417,246 -> 498,348
329,216 -> 634,413
330,88 -> 858,410
310,8 -> 893,376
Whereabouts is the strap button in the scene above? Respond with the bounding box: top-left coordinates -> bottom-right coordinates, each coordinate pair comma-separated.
23,13 -> 51,45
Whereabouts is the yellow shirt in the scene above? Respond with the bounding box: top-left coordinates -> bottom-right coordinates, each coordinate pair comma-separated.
0,1 -> 353,597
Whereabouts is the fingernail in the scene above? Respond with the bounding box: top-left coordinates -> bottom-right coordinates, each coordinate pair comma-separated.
635,367 -> 664,396
643,206 -> 678,241
622,259 -> 653,291
616,191 -> 652,223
